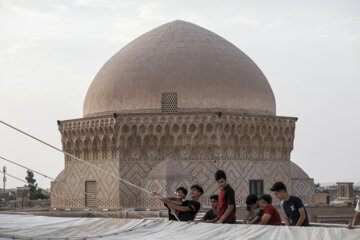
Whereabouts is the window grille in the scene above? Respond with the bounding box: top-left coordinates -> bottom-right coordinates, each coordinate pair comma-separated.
249,180 -> 264,199
161,92 -> 178,113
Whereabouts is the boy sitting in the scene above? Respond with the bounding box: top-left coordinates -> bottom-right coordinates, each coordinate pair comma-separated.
258,194 -> 282,226
193,194 -> 218,223
244,194 -> 263,224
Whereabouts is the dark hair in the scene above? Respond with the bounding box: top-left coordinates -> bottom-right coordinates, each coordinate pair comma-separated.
191,184 -> 204,195
176,186 -> 188,196
270,182 -> 287,192
215,170 -> 226,181
246,194 -> 258,205
210,194 -> 218,201
259,194 -> 272,204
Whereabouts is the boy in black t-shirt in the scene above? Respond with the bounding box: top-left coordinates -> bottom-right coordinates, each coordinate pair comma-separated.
215,170 -> 236,224
191,194 -> 218,224
164,184 -> 204,221
270,181 -> 309,226
244,194 -> 263,224
163,187 -> 187,221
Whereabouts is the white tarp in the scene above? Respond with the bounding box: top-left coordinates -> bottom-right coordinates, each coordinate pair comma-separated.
0,213 -> 359,240
0,212 -> 102,228
0,213 -> 132,239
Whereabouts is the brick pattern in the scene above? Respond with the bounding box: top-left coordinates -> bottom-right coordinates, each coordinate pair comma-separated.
51,113 -> 314,210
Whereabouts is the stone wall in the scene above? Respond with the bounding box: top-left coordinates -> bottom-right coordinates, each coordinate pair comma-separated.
314,192 -> 330,205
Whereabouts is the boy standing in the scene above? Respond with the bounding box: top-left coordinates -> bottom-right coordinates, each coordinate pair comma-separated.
215,170 -> 236,224
270,181 -> 309,226
165,184 -> 204,221
165,187 -> 187,221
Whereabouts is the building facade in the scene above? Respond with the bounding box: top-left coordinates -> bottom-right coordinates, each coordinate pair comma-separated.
51,20 -> 315,210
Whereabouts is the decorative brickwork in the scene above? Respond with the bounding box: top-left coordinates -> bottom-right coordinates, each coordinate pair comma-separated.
51,113 -> 314,210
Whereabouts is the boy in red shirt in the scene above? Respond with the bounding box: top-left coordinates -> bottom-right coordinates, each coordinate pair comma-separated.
258,194 -> 282,226
215,170 -> 236,224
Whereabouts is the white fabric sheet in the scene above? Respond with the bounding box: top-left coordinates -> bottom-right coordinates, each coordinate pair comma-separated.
0,213 -> 359,240
0,212 -> 101,229
96,219 -> 360,240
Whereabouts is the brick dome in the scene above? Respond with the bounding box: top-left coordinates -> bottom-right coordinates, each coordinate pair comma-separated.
83,20 -> 276,117
290,161 -> 310,179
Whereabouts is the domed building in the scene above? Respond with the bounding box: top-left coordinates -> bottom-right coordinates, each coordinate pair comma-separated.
51,20 -> 314,210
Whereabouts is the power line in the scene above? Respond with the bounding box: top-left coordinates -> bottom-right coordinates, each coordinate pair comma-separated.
0,120 -> 154,196
0,169 -> 29,185
0,169 -> 123,219
0,156 -> 55,180
0,156 -> 152,219
0,120 -> 179,221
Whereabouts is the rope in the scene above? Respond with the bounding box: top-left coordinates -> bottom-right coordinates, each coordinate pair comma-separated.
0,121 -> 155,195
0,120 -> 180,221
0,155 -> 150,219
0,169 -> 115,219
0,169 -> 29,185
0,169 -> 147,220
0,156 -> 55,180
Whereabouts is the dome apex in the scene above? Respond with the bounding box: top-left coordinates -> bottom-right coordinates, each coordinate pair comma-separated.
83,20 -> 276,117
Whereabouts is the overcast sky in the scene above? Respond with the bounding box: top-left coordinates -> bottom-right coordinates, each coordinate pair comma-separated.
1,0 -> 359,189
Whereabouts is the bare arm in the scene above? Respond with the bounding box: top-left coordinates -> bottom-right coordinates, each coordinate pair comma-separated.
166,202 -> 190,212
167,196 -> 178,200
206,218 -> 218,223
283,214 -> 290,226
348,212 -> 360,229
192,218 -> 217,224
243,211 -> 251,224
249,215 -> 260,224
152,192 -> 182,206
166,199 -> 183,206
354,212 -> 360,226
152,192 -> 167,202
259,214 -> 271,225
216,204 -> 234,223
195,211 -> 218,224
295,207 -> 306,226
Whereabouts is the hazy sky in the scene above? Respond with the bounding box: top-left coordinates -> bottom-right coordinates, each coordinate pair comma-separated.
1,0 -> 359,189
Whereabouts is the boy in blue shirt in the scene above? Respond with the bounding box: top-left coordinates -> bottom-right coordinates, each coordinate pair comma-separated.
270,181 -> 309,226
